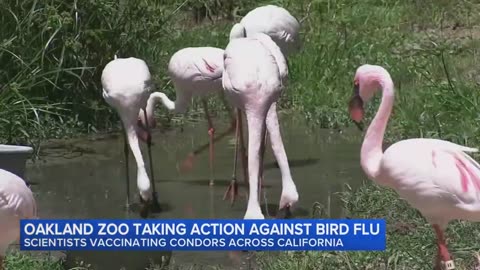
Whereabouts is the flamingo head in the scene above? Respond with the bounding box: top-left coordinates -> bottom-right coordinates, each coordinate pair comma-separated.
348,80 -> 364,124
349,64 -> 390,127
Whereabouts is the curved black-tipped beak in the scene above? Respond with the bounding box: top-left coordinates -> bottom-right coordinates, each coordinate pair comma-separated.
348,84 -> 364,131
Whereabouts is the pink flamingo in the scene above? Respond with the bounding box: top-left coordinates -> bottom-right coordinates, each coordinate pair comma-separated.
101,56 -> 160,218
0,169 -> 37,269
138,47 -> 248,204
223,33 -> 298,219
229,5 -> 301,57
348,64 -> 480,270
228,4 -> 301,207
138,6 -> 302,205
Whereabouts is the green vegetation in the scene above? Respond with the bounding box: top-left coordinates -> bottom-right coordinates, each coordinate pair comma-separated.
5,253 -> 64,270
2,0 -> 480,150
3,0 -> 480,269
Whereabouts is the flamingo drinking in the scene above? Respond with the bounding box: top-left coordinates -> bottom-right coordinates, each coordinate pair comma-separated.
101,56 -> 160,218
348,64 -> 480,270
137,47 -> 248,204
223,33 -> 298,219
227,4 -> 302,206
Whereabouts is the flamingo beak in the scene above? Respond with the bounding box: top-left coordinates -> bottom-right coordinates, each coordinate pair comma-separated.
348,83 -> 364,131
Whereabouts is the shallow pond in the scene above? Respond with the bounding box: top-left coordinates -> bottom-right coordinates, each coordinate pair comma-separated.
24,115 -> 365,269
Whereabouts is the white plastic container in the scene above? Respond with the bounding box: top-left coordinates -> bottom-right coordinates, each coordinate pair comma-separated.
0,144 -> 33,179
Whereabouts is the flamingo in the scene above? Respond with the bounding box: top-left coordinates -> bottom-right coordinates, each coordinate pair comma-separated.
223,33 -> 298,219
139,6 -> 302,206
138,47 -> 248,204
228,4 -> 302,207
229,5 -> 302,57
0,169 -> 36,269
348,64 -> 480,270
101,56 -> 160,218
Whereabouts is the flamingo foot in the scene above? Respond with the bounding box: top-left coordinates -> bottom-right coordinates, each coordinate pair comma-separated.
138,192 -> 162,218
150,192 -> 162,212
223,179 -> 238,205
139,197 -> 149,219
276,205 -> 293,219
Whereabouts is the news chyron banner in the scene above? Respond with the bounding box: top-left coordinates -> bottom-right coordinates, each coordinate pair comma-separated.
20,219 -> 386,251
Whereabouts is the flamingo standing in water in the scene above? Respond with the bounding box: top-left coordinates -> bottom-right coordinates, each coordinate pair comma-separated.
227,4 -> 301,205
348,64 -> 480,270
140,5 -> 302,206
0,169 -> 36,269
138,47 -> 248,193
223,33 -> 298,219
101,56 -> 160,218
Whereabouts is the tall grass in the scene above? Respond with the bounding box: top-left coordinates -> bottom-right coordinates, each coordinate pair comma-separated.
0,0 -> 480,149
279,0 -> 480,146
0,0 -> 173,151
2,0 -> 480,149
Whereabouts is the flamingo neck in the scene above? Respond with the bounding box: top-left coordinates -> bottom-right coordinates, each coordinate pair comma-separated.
360,78 -> 394,180
229,23 -> 246,40
124,122 -> 151,200
146,92 -> 189,117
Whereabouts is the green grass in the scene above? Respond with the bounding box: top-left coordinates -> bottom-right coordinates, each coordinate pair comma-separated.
2,0 -> 480,150
5,253 -> 65,270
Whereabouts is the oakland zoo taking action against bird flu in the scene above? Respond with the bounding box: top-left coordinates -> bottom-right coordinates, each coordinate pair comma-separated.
20,220 -> 385,251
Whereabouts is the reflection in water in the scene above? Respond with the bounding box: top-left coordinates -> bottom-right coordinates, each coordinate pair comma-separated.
264,158 -> 320,170
25,116 -> 364,269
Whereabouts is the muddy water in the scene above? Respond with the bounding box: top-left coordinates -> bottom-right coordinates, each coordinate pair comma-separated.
25,115 -> 364,270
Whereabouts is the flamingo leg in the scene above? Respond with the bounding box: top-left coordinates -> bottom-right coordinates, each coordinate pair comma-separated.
238,111 -> 248,188
224,108 -> 240,205
202,99 -> 215,186
223,92 -> 247,191
433,224 -> 455,270
220,91 -> 248,189
243,109 -> 268,219
259,132 -> 267,214
122,126 -> 131,211
220,91 -> 236,125
143,109 -> 161,213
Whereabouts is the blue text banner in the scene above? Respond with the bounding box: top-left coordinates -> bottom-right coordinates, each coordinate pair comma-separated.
20,219 -> 386,251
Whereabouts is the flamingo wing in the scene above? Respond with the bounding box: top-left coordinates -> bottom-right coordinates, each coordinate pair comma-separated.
193,57 -> 223,81
378,139 -> 480,219
253,33 -> 288,82
0,170 -> 36,219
